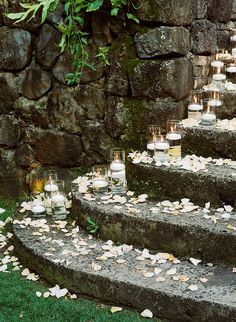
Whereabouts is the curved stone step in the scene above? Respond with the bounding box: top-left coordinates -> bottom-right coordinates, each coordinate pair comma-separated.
13,216 -> 236,322
126,161 -> 236,207
72,194 -> 236,265
182,124 -> 236,160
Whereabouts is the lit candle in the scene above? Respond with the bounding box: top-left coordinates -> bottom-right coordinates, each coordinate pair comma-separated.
201,106 -> 216,126
110,161 -> 125,171
211,61 -> 224,68
227,66 -> 236,73
31,205 -> 45,217
212,73 -> 226,81
208,99 -> 222,107
51,193 -> 67,219
188,103 -> 203,120
232,48 -> 236,57
92,180 -> 108,189
147,133 -> 157,151
166,126 -> 181,160
44,183 -> 58,192
154,136 -> 170,162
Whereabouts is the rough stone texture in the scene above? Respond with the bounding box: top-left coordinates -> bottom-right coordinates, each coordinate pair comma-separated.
105,96 -> 186,147
196,0 -> 209,19
73,194 -> 236,265
135,0 -> 196,25
0,115 -> 20,147
135,27 -> 191,59
52,50 -> 74,84
47,87 -> 84,134
182,126 -> 236,160
0,73 -> 19,113
191,20 -> 217,54
81,121 -> 114,165
15,143 -> 36,167
232,0 -> 236,19
0,27 -> 32,70
0,149 -> 26,197
35,23 -> 61,69
208,0 -> 233,22
73,84 -> 106,120
33,130 -> 83,167
127,162 -> 236,207
217,30 -> 231,51
13,219 -> 236,322
14,96 -> 49,129
91,10 -> 112,43
192,55 -> 211,89
106,34 -> 136,96
223,91 -> 236,116
128,58 -> 193,101
19,66 -> 52,100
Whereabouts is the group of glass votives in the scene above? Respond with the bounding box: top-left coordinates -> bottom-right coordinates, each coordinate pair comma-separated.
187,89 -> 223,126
147,121 -> 182,163
29,170 -> 67,220
92,148 -> 126,195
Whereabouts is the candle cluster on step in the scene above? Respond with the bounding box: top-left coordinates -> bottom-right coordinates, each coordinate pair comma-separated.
27,169 -> 70,220
146,121 -> 182,163
91,148 -> 127,196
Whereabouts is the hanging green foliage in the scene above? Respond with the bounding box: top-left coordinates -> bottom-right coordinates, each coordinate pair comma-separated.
5,0 -> 139,86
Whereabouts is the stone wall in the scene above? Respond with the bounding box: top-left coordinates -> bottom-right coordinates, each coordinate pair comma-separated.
0,0 -> 235,197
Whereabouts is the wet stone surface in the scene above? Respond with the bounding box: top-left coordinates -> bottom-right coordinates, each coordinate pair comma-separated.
12,215 -> 236,322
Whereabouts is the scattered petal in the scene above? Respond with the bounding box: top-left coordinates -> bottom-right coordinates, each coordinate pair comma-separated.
111,307 -> 123,314
141,309 -> 153,318
189,258 -> 202,266
188,284 -> 198,291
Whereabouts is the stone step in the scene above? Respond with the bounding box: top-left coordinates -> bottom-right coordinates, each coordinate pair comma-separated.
72,193 -> 236,265
12,216 -> 236,322
181,122 -> 236,160
126,158 -> 236,207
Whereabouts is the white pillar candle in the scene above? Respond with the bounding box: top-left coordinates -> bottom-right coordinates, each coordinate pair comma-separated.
31,205 -> 45,217
92,180 -> 108,189
201,113 -> 216,126
227,66 -> 236,73
44,183 -> 58,192
154,141 -> 170,162
166,132 -> 181,160
111,170 -> 126,179
147,142 -> 155,150
212,74 -> 226,81
188,103 -> 203,120
211,61 -> 224,68
51,194 -> 65,203
208,99 -> 222,107
232,48 -> 236,57
110,162 -> 125,171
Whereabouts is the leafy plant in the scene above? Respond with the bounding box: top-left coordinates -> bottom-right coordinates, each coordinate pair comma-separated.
5,0 -> 139,86
86,216 -> 99,234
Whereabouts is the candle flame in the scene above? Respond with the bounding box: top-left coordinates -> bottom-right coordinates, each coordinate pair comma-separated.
193,95 -> 197,103
160,135 -> 164,142
170,124 -> 176,132
216,67 -> 221,74
114,152 -> 121,162
153,133 -> 157,143
207,105 -> 210,113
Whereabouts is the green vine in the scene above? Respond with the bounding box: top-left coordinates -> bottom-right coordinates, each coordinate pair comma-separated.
5,0 -> 139,86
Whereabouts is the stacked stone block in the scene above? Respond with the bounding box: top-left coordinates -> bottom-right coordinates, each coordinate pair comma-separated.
0,0 -> 235,197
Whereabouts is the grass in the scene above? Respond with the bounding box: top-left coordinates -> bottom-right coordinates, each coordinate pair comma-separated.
0,200 -> 158,322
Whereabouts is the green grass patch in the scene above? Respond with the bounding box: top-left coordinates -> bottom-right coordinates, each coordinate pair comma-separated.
0,200 -> 159,322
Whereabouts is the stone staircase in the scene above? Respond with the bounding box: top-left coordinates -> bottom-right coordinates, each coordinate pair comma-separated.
12,92 -> 236,321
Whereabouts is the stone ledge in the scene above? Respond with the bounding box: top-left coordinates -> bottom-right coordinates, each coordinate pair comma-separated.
182,126 -> 236,160
13,219 -> 236,322
72,194 -> 236,265
127,162 -> 236,207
